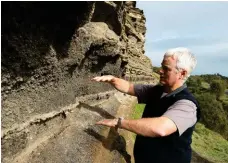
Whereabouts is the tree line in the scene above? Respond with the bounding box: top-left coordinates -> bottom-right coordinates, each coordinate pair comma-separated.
186,74 -> 228,140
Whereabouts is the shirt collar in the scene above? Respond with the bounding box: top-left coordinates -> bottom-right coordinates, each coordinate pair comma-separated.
165,83 -> 187,97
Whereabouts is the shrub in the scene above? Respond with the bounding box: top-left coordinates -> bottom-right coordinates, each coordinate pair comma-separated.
210,80 -> 226,99
195,93 -> 228,139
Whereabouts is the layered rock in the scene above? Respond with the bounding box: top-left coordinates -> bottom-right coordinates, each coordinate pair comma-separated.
1,1 -> 154,163
123,1 -> 153,80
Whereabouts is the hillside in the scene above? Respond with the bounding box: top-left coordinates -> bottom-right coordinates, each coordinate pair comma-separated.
192,123 -> 228,163
186,74 -> 228,140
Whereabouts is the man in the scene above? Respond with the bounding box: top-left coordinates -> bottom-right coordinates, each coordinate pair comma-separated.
92,47 -> 200,163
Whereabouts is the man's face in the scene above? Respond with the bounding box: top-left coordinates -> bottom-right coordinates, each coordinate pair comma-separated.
159,56 -> 181,87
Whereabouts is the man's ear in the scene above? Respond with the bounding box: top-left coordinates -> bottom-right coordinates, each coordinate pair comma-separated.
181,70 -> 187,79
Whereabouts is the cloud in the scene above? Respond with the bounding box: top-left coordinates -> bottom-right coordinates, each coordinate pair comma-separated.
150,31 -> 201,43
147,36 -> 212,50
144,48 -> 165,66
147,38 -> 228,56
145,47 -> 228,76
137,1 -> 228,76
145,41 -> 228,63
190,42 -> 228,56
137,1 -> 228,40
194,54 -> 228,75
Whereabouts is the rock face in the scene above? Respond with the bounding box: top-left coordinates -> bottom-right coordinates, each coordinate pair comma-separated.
1,1 -> 153,163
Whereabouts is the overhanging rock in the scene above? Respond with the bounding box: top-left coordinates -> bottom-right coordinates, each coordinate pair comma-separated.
1,1 -> 154,163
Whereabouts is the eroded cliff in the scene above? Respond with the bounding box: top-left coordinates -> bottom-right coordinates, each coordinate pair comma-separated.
1,1 -> 154,163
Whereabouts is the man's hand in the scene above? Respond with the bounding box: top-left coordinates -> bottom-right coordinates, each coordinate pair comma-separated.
91,75 -> 135,96
91,75 -> 115,84
96,119 -> 118,128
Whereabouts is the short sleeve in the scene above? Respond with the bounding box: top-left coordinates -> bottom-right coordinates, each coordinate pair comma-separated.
162,99 -> 197,136
134,84 -> 154,103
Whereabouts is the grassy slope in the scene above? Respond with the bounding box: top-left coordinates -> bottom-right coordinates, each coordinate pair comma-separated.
192,123 -> 228,163
189,78 -> 228,162
131,104 -> 145,139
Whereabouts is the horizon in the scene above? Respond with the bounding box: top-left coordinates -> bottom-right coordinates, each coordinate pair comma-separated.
137,1 -> 228,77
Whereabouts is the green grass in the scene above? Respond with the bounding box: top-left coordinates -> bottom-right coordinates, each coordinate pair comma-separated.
131,104 -> 145,119
192,123 -> 228,163
131,104 -> 145,139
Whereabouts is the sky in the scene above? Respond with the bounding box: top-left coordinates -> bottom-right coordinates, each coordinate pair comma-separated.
136,1 -> 228,76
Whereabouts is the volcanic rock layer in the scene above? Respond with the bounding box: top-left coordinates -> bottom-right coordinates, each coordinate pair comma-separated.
1,1 -> 154,163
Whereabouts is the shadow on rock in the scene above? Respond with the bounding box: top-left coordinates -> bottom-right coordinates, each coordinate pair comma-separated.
84,127 -> 131,163
78,102 -> 115,119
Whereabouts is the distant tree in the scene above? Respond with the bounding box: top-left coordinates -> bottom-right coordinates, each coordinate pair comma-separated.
195,93 -> 228,138
223,103 -> 228,115
186,77 -> 202,93
187,74 -> 228,139
210,80 -> 226,99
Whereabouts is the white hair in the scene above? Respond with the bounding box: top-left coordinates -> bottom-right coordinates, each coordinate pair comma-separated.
164,47 -> 197,81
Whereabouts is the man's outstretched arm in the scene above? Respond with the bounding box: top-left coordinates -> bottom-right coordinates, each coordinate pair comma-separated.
96,117 -> 177,137
92,75 -> 135,96
96,100 -> 197,137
